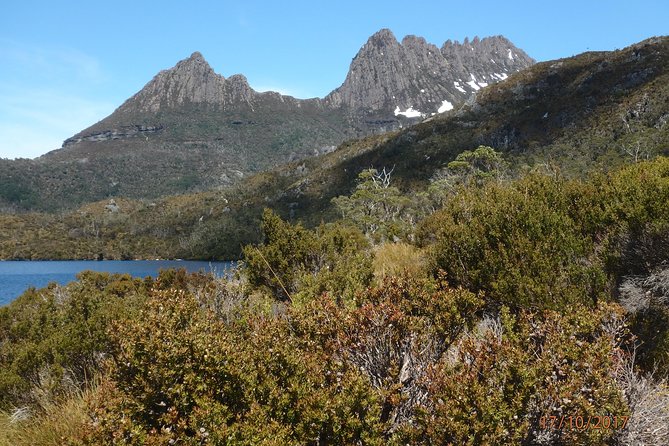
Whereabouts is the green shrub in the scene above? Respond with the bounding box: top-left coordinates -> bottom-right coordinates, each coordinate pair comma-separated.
0,272 -> 149,411
443,145 -> 509,187
630,302 -> 669,376
243,209 -> 373,305
406,304 -> 631,445
419,174 -> 606,310
243,208 -> 319,301
293,223 -> 373,306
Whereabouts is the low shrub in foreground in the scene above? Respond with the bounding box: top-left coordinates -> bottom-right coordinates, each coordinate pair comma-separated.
0,272 -> 149,411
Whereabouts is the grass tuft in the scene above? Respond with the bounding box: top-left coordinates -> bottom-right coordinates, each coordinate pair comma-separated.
0,389 -> 90,446
373,242 -> 427,283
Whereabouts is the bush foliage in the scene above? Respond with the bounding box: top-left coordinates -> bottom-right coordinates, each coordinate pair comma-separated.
4,157 -> 669,444
420,158 -> 669,311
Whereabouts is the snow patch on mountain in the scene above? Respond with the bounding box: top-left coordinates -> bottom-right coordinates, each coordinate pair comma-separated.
437,100 -> 453,113
394,106 -> 423,118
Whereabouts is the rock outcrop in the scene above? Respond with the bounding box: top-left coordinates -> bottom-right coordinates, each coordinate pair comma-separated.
326,29 -> 534,122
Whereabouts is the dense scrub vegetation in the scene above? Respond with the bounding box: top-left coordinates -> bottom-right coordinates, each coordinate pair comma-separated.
2,38 -> 668,264
3,155 -> 669,444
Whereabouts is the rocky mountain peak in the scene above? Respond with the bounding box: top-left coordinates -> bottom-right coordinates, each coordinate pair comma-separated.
440,35 -> 534,84
188,51 -> 205,62
351,29 -> 401,64
326,29 -> 534,121
112,52 -> 264,116
367,28 -> 398,46
116,52 -> 227,113
226,74 -> 255,103
401,34 -> 429,46
173,51 -> 213,75
227,73 -> 249,85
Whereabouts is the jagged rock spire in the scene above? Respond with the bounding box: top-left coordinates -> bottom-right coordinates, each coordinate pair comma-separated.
116,51 -> 254,112
326,29 -> 534,117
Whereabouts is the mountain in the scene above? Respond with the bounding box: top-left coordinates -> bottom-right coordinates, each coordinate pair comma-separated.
2,36 -> 667,260
326,29 -> 533,128
39,51 -> 348,201
0,29 -> 533,211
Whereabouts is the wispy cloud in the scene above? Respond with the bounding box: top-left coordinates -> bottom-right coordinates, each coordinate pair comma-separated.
0,40 -> 107,85
0,42 -> 113,159
0,86 -> 115,159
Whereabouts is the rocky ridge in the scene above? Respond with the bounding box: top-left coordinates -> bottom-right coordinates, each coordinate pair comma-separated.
326,29 -> 533,125
2,29 -> 534,210
59,29 -> 533,150
118,51 -> 255,112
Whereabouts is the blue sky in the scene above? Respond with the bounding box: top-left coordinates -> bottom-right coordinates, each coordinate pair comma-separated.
1,0 -> 667,159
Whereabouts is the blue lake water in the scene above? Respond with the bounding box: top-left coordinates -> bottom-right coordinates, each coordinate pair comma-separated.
0,260 -> 235,307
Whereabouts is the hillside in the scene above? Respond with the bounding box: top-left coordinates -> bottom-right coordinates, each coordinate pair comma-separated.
0,36 -> 666,260
0,29 -> 532,211
214,35 -> 669,246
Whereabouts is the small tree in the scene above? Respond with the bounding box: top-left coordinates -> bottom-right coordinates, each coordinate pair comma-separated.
424,146 -> 508,213
332,167 -> 412,242
435,145 -> 508,188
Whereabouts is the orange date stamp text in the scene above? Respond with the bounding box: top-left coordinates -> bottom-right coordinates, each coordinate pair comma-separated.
539,415 -> 629,430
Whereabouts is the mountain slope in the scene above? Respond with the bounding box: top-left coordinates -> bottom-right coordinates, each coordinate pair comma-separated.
294,36 -> 669,201
326,30 -> 532,125
1,36 -> 666,260
196,35 -> 669,256
0,29 -> 532,211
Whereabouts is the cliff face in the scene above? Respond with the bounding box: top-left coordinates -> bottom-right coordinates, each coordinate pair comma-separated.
326,29 -> 534,122
116,52 -> 256,113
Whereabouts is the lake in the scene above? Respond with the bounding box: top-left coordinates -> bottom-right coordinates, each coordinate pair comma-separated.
0,260 -> 235,307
